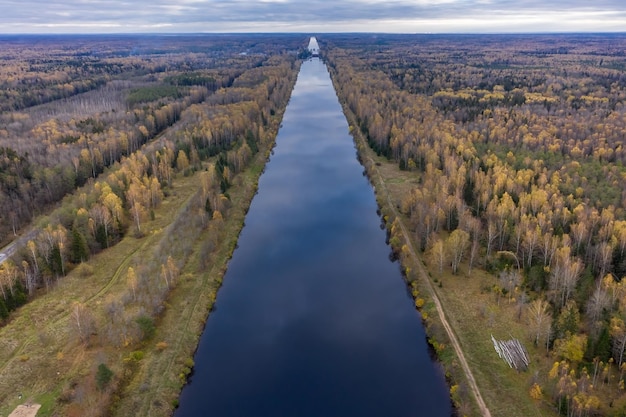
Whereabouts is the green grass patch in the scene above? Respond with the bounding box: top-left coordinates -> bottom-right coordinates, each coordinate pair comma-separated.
127,85 -> 182,105
36,388 -> 62,416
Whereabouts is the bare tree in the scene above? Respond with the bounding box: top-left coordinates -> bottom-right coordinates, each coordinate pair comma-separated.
446,229 -> 469,274
587,283 -> 609,326
549,246 -> 584,309
527,298 -> 552,350
71,302 -> 95,345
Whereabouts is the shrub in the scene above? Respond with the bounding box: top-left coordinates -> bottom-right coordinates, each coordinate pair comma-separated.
96,363 -> 114,390
75,262 -> 94,277
135,315 -> 155,341
129,351 -> 144,361
529,383 -> 543,400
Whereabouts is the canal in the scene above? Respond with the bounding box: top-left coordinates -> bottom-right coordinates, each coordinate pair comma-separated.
174,41 -> 452,417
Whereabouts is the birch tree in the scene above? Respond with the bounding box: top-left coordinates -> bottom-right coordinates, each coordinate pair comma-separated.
71,302 -> 94,345
549,246 -> 584,309
428,238 -> 445,274
611,316 -> 626,368
527,298 -> 552,350
446,229 -> 469,274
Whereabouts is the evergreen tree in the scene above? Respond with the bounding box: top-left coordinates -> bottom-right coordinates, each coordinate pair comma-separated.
70,226 -> 89,263
96,363 -> 113,390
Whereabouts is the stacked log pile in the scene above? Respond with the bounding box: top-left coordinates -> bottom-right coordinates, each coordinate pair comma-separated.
491,335 -> 529,371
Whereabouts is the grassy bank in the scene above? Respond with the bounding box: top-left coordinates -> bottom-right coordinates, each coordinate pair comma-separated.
111,134 -> 278,416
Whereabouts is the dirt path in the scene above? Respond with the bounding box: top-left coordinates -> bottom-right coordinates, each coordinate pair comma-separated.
368,156 -> 492,417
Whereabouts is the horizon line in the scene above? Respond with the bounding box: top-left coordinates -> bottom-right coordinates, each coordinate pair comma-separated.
2,31 -> 626,36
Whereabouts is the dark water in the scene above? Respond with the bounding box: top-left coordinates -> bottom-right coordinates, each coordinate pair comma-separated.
174,56 -> 452,417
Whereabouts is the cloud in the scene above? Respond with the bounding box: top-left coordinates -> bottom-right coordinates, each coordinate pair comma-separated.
1,0 -> 626,33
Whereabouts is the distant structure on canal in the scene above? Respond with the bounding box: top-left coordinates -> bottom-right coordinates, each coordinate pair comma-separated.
308,36 -> 320,57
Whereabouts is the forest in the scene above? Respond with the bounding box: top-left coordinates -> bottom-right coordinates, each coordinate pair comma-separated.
322,33 -> 626,416
4,32 -> 626,416
0,34 -> 303,416
0,34 -> 305,310
0,34 -> 307,245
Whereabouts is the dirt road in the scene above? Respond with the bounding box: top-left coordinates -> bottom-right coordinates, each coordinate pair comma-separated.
0,229 -> 38,266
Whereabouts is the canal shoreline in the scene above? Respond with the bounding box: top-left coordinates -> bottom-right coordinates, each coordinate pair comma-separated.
109,61 -> 302,416
176,55 -> 453,416
327,64 -> 486,416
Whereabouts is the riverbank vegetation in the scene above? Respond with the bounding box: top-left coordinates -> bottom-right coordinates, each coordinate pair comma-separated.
324,33 -> 626,416
0,34 -> 302,416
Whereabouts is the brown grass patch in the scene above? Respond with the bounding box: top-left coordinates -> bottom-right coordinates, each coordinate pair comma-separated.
8,403 -> 41,417
432,266 -> 555,416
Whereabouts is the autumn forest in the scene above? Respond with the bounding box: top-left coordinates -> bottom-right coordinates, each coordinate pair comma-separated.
0,34 -> 303,310
323,33 -> 626,416
2,33 -> 626,416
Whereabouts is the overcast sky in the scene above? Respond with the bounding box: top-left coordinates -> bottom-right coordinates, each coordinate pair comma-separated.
2,0 -> 626,34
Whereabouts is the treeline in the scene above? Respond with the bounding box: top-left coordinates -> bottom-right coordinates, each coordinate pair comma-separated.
0,34 -> 305,113
0,48 -> 299,324
324,34 -> 626,415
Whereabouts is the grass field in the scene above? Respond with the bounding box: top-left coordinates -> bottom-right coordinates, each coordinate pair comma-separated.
0,166 -> 227,411
0,171 -> 204,416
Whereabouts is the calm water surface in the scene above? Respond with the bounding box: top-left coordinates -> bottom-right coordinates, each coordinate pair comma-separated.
174,56 -> 452,417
